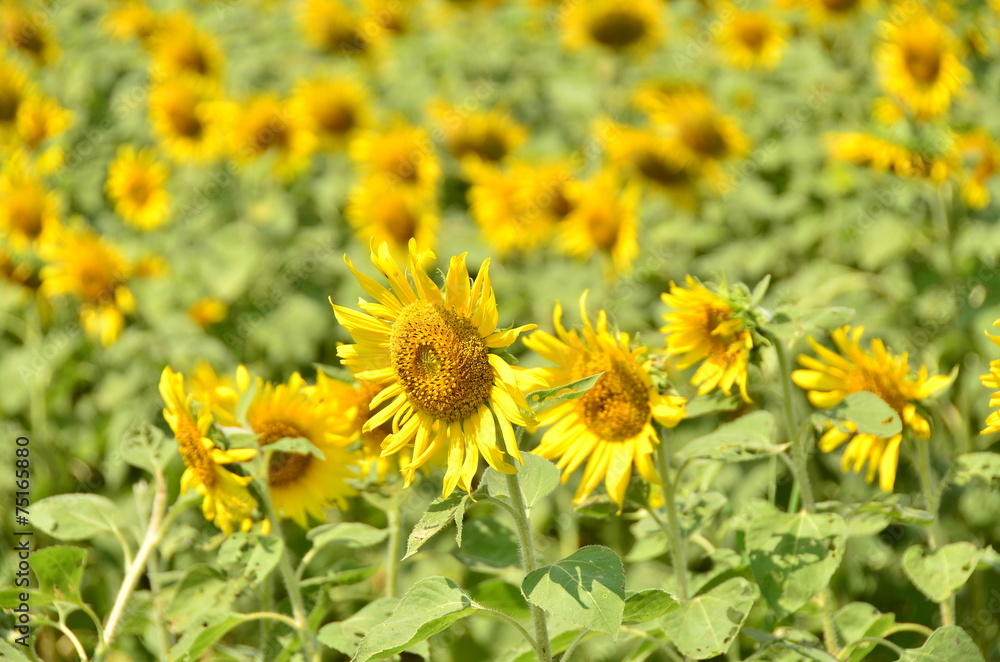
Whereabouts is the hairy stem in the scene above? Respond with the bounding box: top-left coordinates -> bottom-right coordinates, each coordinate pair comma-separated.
915,437 -> 954,626
656,431 -> 689,601
774,340 -> 815,510
385,501 -> 403,599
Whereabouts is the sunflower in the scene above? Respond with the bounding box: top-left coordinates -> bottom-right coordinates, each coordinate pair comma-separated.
558,169 -> 640,275
980,320 -> 1000,434
188,298 -> 227,329
331,241 -> 538,496
230,94 -> 317,179
661,276 -> 754,402
0,57 -> 30,141
560,0 -> 664,55
346,175 -> 438,259
824,131 -> 955,184
599,119 -> 699,203
39,223 -> 137,347
0,156 -> 59,249
792,326 -> 951,491
149,12 -> 224,82
159,367 -> 258,536
13,94 -> 72,170
291,76 -> 370,150
429,102 -> 528,168
0,244 -> 37,294
148,77 -> 227,162
349,120 -> 441,191
106,146 -> 170,231
875,8 -> 969,120
188,360 -> 240,427
300,0 -> 371,56
717,4 -> 788,71
957,130 -> 999,209
362,0 -> 411,38
0,2 -> 59,65
103,1 -> 162,44
524,294 -> 686,507
789,0 -> 873,24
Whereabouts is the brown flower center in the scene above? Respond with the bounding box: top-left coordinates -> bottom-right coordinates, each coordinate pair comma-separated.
903,39 -> 943,85
588,10 -> 648,49
573,352 -> 650,441
176,418 -> 216,487
257,420 -> 313,487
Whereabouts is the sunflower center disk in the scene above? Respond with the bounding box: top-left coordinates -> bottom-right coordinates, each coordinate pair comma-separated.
177,419 -> 217,487
847,368 -> 909,415
390,301 -> 493,422
589,11 -> 647,49
903,41 -> 942,85
257,420 -> 313,487
574,353 -> 650,441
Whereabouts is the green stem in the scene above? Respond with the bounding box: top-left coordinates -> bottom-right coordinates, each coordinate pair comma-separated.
475,607 -> 536,648
774,340 -> 815,510
385,501 -> 403,599
504,469 -> 552,662
562,630 -> 588,662
915,437 -> 954,626
656,431 -> 689,601
836,637 -> 906,659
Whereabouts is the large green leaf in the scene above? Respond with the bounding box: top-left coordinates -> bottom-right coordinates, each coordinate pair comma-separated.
833,602 -> 897,662
897,626 -> 985,661
404,493 -> 469,560
170,612 -> 256,662
29,494 -> 124,541
318,598 -> 399,657
217,533 -> 284,587
522,545 -> 626,634
660,577 -> 757,660
32,546 -> 87,604
676,411 -> 785,463
307,522 -> 388,551
455,518 -> 520,568
747,510 -> 847,620
121,420 -> 173,474
483,452 -> 560,509
354,576 -> 478,661
902,543 -> 982,603
623,589 -> 677,624
817,391 -> 901,438
949,452 -> 1000,487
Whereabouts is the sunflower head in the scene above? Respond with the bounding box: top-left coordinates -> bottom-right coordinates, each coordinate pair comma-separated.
429,102 -> 528,168
792,326 -> 952,490
148,77 -> 227,162
599,119 -> 700,204
640,87 -> 749,170
291,76 -> 370,149
349,120 -> 441,191
15,94 -> 72,153
1,3 -> 59,65
188,298 -> 228,329
824,131 -> 956,184
0,57 -> 30,136
717,4 -> 788,71
347,175 -> 438,260
980,320 -> 1000,435
957,130 -> 999,209
103,1 -> 163,44
561,0 -> 664,54
230,94 -> 317,179
0,156 -> 60,249
149,12 -> 224,82
300,0 -> 372,56
558,169 -> 640,275
106,146 -> 171,231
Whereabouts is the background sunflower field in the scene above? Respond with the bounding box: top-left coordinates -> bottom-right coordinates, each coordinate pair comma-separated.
2,0 -> 1000,660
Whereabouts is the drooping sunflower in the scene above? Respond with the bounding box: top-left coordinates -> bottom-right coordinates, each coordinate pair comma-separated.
957,130 -> 999,209
0,2 -> 59,65
39,223 -> 137,347
717,4 -> 788,71
148,77 -> 227,162
0,157 -> 60,249
558,169 -> 640,275
875,8 -> 969,120
238,369 -> 360,527
346,175 -> 438,259
299,0 -> 371,56
824,131 -> 955,184
560,0 -> 664,55
149,12 -> 224,82
599,119 -> 699,204
661,276 -> 754,402
349,120 -> 441,191
106,146 -> 171,231
230,94 -> 317,179
525,294 -> 686,507
980,320 -> 1000,434
331,241 -> 538,496
291,76 -> 370,150
792,326 -> 951,491
159,367 -> 258,536
429,102 -> 528,168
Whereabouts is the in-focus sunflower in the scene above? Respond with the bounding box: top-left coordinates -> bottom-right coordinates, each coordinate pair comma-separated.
558,169 -> 639,275
957,130 -> 999,209
599,119 -> 699,204
525,294 -> 686,507
291,76 -> 370,150
661,276 -> 754,402
239,370 -> 360,527
349,120 -> 441,191
347,175 -> 438,259
39,223 -> 137,346
106,146 -> 171,231
717,4 -> 788,71
980,319 -> 1000,434
103,1 -> 162,44
300,0 -> 371,56
0,2 -> 59,65
429,102 -> 528,168
0,157 -> 59,249
331,241 -> 538,496
792,326 -> 951,491
876,8 -> 969,120
824,131 -> 955,184
148,77 -> 227,162
159,367 -> 258,536
560,0 -> 664,55
150,13 -> 224,82
0,57 -> 29,140
230,94 -> 316,179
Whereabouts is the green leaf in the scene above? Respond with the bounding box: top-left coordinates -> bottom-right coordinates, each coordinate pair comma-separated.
949,452 -> 1000,487
121,420 -> 173,473
834,602 -> 897,662
747,510 -> 847,620
0,639 -> 32,661
32,546 -> 87,604
897,626 -> 985,662
483,452 -> 560,508
404,493 -> 469,560
677,411 -> 786,463
522,545 -> 626,634
470,580 -> 530,618
29,494 -> 124,541
902,543 -> 982,603
660,577 -> 757,660
264,436 -> 326,460
525,372 -> 603,411
683,392 -> 744,418
623,589 -> 677,624
217,533 -> 284,587
354,576 -> 478,662
817,391 -> 901,438
308,522 -> 389,551
166,565 -> 238,629
318,598 -> 399,656
170,612 -> 254,662
768,306 -> 855,340
456,518 -> 520,568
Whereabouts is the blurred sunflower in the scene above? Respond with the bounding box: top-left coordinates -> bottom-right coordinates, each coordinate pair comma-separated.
661,276 -> 754,402
346,175 -> 438,259
824,131 -> 955,184
159,367 -> 258,536
560,0 -> 663,54
558,169 -> 639,275
0,157 -> 60,249
350,120 -> 440,191
780,0 -> 872,24
980,320 -> 1000,434
240,369 -> 360,527
189,360 -> 240,427
0,2 -> 59,65
0,244 -> 37,295
300,0 -> 371,56
39,223 -> 140,347
429,102 -> 528,168
717,4 -> 788,71
291,76 -> 370,150
957,130 -> 999,209
792,326 -> 951,491
188,298 -> 228,329
148,77 -> 227,162
13,94 -> 72,172
524,294 -> 686,507
331,241 -> 538,496
876,8 -> 968,120
150,13 -> 224,82
230,94 -> 317,179
103,1 -> 162,44
106,146 -> 171,231
599,119 -> 699,204
0,57 -> 30,141
362,0 -> 411,38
